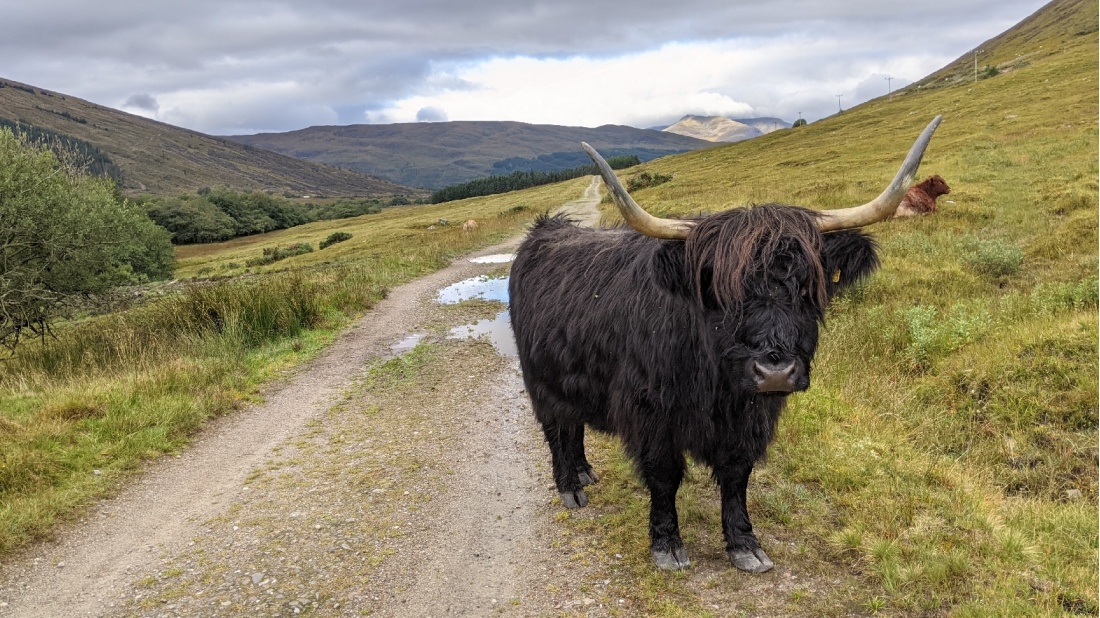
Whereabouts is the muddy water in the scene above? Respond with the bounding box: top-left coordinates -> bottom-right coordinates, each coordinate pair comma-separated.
435,274 -> 517,357
448,311 -> 516,357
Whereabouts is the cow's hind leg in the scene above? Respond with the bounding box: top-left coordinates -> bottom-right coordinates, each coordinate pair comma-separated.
716,461 -> 774,573
569,424 -> 599,486
540,419 -> 588,508
639,448 -> 689,570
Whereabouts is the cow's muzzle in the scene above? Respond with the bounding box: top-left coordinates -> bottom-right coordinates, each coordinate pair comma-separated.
751,360 -> 809,393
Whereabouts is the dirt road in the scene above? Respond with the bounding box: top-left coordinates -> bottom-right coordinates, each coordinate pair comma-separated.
0,179 -> 612,617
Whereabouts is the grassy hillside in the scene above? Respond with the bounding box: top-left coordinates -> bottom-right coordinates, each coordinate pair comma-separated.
0,79 -> 419,197
565,0 -> 1097,614
226,120 -> 713,189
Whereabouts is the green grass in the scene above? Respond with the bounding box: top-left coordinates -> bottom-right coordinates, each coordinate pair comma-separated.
0,176 -> 588,554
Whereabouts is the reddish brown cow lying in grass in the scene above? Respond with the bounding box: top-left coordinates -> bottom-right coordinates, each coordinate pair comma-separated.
893,174 -> 951,217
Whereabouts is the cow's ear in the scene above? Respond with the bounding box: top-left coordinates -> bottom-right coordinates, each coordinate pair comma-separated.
821,229 -> 879,300
651,240 -> 695,298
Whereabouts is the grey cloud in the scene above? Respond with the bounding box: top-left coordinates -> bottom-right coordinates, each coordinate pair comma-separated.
123,93 -> 159,112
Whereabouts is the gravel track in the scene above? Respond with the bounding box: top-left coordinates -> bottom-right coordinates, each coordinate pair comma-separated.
0,179 -> 611,617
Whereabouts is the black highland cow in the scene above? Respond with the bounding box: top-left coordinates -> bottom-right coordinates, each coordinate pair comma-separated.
509,117 -> 942,572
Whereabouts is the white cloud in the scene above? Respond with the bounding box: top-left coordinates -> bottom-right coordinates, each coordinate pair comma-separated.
360,36 -> 945,128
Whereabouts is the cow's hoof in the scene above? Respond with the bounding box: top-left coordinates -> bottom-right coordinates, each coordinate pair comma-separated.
559,490 -> 588,509
728,547 -> 774,573
652,546 -> 691,571
578,469 -> 599,486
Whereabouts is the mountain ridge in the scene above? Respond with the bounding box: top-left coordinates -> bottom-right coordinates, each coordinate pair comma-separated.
224,121 -> 714,189
0,79 -> 417,197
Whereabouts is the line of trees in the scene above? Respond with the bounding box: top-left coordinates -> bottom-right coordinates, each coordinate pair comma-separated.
142,189 -> 391,244
0,117 -> 124,183
430,155 -> 641,204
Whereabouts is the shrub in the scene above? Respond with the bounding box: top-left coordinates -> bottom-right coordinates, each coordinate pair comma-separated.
960,236 -> 1025,279
319,232 -> 353,249
626,171 -> 673,191
245,243 -> 314,267
0,128 -> 173,351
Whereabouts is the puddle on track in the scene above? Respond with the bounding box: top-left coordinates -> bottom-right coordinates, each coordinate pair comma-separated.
436,275 -> 509,305
448,311 -> 516,358
468,253 -> 515,264
390,332 -> 427,355
430,273 -> 518,357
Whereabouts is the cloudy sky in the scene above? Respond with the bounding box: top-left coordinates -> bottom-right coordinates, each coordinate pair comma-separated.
3,1 -> 1047,135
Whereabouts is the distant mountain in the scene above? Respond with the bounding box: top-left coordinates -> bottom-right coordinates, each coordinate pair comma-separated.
0,78 -> 418,198
224,122 -> 713,189
662,116 -> 762,142
659,115 -> 793,143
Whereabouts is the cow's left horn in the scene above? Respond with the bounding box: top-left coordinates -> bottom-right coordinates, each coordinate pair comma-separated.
816,116 -> 943,232
581,142 -> 695,240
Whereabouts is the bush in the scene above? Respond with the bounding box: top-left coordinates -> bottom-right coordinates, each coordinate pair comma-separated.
626,171 -> 673,191
0,128 -> 173,351
960,236 -> 1025,279
311,198 -> 382,220
319,232 -> 353,249
244,243 -> 314,267
146,195 -> 236,243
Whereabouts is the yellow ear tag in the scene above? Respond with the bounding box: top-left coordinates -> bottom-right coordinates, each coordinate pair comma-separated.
832,269 -> 841,283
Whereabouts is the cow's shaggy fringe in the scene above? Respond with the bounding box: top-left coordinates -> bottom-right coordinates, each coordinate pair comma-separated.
685,205 -> 828,314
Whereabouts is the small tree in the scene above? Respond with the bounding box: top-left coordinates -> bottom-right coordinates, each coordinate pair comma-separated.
0,128 -> 174,351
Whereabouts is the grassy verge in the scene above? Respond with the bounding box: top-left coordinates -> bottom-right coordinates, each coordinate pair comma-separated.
0,177 -> 589,555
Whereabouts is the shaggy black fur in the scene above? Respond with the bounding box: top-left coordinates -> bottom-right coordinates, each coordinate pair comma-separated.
508,205 -> 879,572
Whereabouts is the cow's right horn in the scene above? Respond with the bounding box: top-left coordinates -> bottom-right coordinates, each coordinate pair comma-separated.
815,116 -> 942,232
581,142 -> 696,240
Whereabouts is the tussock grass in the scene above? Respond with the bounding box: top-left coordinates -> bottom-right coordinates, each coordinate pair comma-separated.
0,177 -> 587,554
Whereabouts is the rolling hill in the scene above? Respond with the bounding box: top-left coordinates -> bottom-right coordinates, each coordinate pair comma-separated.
224,121 -> 714,189
0,79 -> 419,198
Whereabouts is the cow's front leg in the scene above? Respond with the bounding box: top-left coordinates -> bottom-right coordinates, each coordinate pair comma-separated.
716,461 -> 774,573
641,450 -> 689,570
540,419 -> 588,508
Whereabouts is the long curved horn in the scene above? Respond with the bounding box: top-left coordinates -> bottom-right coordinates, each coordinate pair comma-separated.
581,142 -> 695,240
816,116 -> 943,232
582,115 -> 942,237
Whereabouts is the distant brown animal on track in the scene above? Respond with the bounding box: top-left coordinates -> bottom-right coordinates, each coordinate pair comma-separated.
462,219 -> 479,232
893,175 -> 951,217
